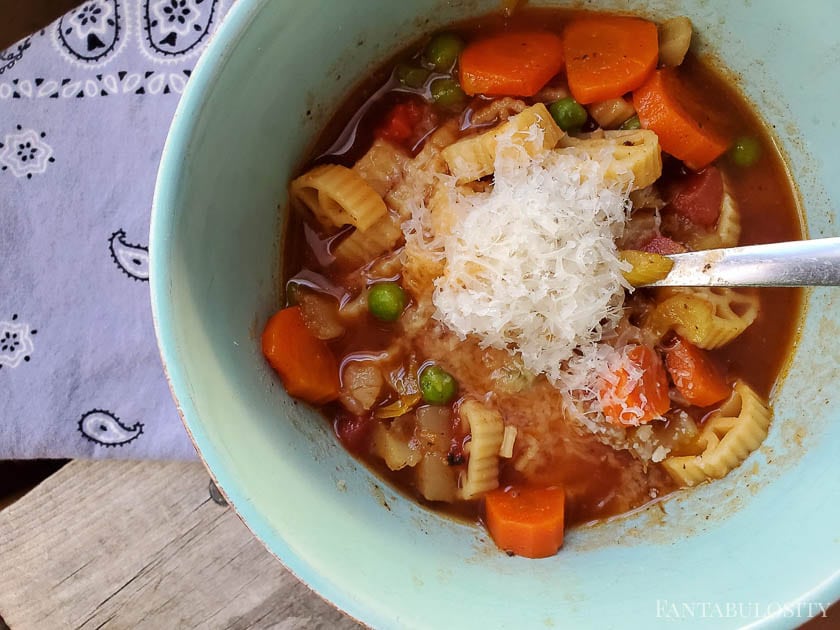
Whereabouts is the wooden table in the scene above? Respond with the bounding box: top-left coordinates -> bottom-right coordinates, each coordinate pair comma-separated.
0,461 -> 359,629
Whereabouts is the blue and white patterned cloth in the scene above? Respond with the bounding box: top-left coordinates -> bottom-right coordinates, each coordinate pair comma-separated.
0,0 -> 234,458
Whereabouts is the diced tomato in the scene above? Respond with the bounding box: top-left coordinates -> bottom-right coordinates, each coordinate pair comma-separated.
667,167 -> 724,227
376,100 -> 427,147
334,412 -> 372,453
642,235 -> 688,255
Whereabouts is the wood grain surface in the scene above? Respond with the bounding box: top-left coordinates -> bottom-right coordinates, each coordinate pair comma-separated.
0,461 -> 360,629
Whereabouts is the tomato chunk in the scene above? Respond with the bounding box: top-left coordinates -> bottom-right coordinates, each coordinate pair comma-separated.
668,167 -> 724,228
334,412 -> 373,454
376,100 -> 427,147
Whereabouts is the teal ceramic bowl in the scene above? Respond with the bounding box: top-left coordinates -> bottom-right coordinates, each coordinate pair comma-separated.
151,1 -> 840,627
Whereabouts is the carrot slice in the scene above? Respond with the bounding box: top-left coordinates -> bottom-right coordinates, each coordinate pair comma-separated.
261,306 -> 340,405
564,16 -> 658,104
633,69 -> 729,170
484,485 -> 565,558
665,336 -> 730,407
599,345 -> 670,426
459,31 -> 565,97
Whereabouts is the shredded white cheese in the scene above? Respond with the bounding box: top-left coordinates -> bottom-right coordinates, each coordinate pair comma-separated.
422,125 -> 633,389
499,425 -> 517,458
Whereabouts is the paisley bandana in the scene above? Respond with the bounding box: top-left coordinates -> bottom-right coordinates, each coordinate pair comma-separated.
0,0 -> 233,458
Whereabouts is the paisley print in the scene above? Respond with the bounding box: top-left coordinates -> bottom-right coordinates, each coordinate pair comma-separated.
0,126 -> 55,179
78,409 -> 144,446
109,229 -> 149,281
0,38 -> 31,75
56,0 -> 124,66
0,314 -> 37,369
142,0 -> 219,59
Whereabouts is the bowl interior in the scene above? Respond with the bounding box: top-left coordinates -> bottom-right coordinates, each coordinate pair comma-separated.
151,1 -> 840,627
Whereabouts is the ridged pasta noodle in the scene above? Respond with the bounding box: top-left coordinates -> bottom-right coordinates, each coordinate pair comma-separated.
459,400 -> 505,499
558,129 -> 662,190
290,164 -> 387,231
662,380 -> 772,487
653,287 -> 759,349
332,212 -> 403,269
441,103 -> 564,184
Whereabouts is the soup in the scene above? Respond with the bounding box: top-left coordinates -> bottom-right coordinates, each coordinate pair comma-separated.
261,7 -> 802,558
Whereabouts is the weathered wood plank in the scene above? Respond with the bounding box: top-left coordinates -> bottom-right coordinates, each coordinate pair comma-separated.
0,461 -> 360,630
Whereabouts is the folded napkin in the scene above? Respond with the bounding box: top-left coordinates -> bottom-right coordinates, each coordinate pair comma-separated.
0,0 -> 235,459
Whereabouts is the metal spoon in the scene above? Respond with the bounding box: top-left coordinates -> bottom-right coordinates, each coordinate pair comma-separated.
642,237 -> 840,287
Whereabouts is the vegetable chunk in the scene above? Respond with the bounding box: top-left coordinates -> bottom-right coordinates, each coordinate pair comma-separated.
262,306 -> 341,405
564,16 -> 658,104
634,69 -> 729,170
459,31 -> 565,97
485,486 -> 566,558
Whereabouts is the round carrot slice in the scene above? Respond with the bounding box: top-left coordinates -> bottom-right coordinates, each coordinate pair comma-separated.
459,31 -> 565,97
634,69 -> 730,170
564,16 -> 659,104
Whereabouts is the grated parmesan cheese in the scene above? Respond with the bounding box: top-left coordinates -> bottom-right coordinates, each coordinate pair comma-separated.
414,124 -> 633,392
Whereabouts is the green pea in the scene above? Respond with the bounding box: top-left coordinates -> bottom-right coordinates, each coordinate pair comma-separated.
729,136 -> 761,167
419,365 -> 458,405
620,115 -> 641,130
424,33 -> 464,72
367,282 -> 407,322
396,63 -> 431,89
549,97 -> 588,132
430,78 -> 466,107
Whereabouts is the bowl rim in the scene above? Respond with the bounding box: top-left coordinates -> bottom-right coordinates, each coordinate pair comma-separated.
149,1 -> 840,628
149,0 -> 374,626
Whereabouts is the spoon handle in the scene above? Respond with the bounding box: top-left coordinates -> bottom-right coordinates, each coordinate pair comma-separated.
644,237 -> 840,287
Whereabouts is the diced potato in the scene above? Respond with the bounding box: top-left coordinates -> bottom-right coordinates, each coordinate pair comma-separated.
416,452 -> 458,502
618,250 -> 675,286
341,362 -> 384,411
659,17 -> 693,67
297,289 -> 344,340
371,416 -> 422,471
587,97 -> 636,130
352,138 -> 409,197
416,406 -> 453,456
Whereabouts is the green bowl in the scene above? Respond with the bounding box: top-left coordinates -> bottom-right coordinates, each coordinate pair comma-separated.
151,1 -> 840,627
